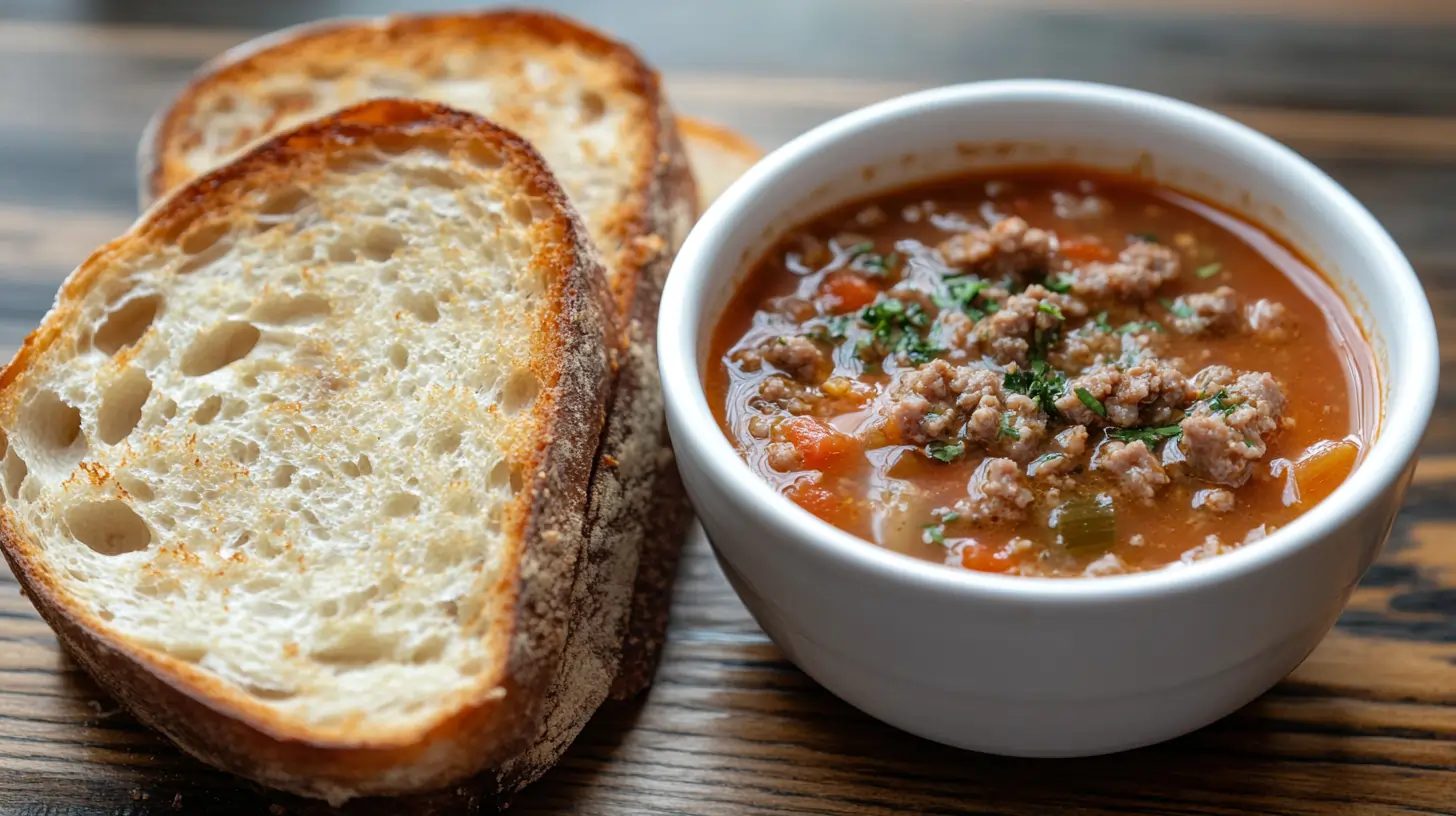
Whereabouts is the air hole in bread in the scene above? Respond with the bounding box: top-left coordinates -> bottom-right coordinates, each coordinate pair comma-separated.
361,224 -> 404,262
384,492 -> 421,518
160,398 -> 178,420
229,439 -> 260,465
66,500 -> 151,556
180,321 -> 260,376
258,185 -> 313,218
94,294 -> 162,355
410,636 -> 447,664
468,141 -> 503,169
270,465 -> 296,488
97,368 -> 153,445
0,440 -> 18,501
250,292 -> 330,324
304,61 -> 346,81
302,509 -> 323,529
192,395 -> 222,426
153,514 -> 175,531
399,432 -> 417,449
506,196 -> 534,226
339,460 -> 360,479
387,343 -> 409,371
431,428 -> 462,456
356,454 -> 372,475
445,490 -> 477,516
374,132 -> 413,155
178,220 -> 231,258
328,239 -> 357,263
580,90 -> 606,123
501,370 -> 539,415
396,290 -> 439,323
97,608 -> 114,621
166,643 -> 207,663
116,473 -> 153,502
25,390 -> 83,455
293,425 -> 311,444
211,93 -> 236,113
379,266 -> 399,285
406,166 -> 464,190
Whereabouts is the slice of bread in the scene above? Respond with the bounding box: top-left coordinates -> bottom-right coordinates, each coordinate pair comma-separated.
678,116 -> 764,212
139,10 -> 698,794
0,99 -> 614,804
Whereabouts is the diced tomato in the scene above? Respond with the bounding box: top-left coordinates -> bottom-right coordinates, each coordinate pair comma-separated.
787,480 -> 845,521
820,272 -> 879,314
1058,238 -> 1116,263
777,416 -> 863,473
957,541 -> 1023,574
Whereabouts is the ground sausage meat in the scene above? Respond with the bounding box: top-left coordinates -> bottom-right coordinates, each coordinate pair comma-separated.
1093,440 -> 1169,501
972,285 -> 1087,366
1179,367 -> 1288,486
936,216 -> 1054,277
1056,360 -> 1198,427
757,335 -> 832,383
955,458 -> 1034,524
1171,286 -> 1241,335
1069,241 -> 1180,300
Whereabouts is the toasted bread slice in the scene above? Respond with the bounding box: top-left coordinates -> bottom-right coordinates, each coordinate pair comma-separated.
140,10 -> 697,792
0,100 -> 614,804
678,116 -> 764,212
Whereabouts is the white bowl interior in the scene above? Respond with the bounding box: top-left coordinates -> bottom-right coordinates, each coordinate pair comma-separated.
665,80 -> 1436,595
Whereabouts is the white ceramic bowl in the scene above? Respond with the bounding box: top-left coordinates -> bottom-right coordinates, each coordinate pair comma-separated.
659,80 -> 1438,757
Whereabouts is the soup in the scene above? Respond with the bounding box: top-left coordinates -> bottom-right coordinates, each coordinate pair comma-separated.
707,167 -> 1376,577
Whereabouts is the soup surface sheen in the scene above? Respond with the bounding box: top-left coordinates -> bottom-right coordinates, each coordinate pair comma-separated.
708,167 -> 1376,577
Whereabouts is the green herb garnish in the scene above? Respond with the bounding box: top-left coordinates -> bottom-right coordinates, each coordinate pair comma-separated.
1107,425 -> 1183,446
1044,273 -> 1076,294
857,250 -> 900,276
1133,232 -> 1161,244
941,275 -> 996,319
857,298 -> 940,363
1116,319 -> 1164,335
1075,387 -> 1108,418
1206,389 -> 1237,415
1092,311 -> 1113,332
998,414 -> 1021,441
1160,297 -> 1193,319
1037,301 -> 1065,321
1195,262 -> 1223,279
926,439 -> 966,462
923,522 -> 947,546
1002,359 -> 1065,416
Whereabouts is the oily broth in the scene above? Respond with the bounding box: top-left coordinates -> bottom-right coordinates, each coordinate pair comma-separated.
706,166 -> 1377,575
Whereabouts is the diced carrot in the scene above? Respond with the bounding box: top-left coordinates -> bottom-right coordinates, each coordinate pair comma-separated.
1059,238 -> 1116,263
820,272 -> 879,314
787,480 -> 846,521
958,541 -> 1024,574
777,416 -> 863,473
1293,438 -> 1360,504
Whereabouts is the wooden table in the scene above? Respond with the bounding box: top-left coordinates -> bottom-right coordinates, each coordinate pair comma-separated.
1,1 -> 1454,813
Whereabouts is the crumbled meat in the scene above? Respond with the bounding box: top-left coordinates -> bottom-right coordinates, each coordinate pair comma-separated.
1083,553 -> 1129,577
1051,324 -> 1164,373
758,335 -> 831,383
1029,425 -> 1088,480
1179,535 -> 1232,564
1069,241 -> 1180,300
756,376 -> 821,415
1179,367 -> 1287,486
1194,488 -> 1235,513
1093,440 -> 1169,501
954,458 -> 1033,524
730,347 -> 763,372
965,392 -> 1048,462
747,414 -> 776,439
763,294 -> 816,321
766,442 -> 803,472
1052,191 -> 1108,220
1171,286 -> 1241,335
1247,298 -> 1295,343
936,216 -> 1054,277
974,284 -> 1086,366
1055,360 -> 1197,427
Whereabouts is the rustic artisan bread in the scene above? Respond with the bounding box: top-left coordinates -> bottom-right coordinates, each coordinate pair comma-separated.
138,9 -> 699,793
0,99 -> 615,804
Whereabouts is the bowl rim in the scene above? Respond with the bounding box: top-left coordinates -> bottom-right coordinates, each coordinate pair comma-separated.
658,78 -> 1438,604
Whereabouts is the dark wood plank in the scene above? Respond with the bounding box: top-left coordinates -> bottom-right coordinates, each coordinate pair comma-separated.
0,5 -> 1452,814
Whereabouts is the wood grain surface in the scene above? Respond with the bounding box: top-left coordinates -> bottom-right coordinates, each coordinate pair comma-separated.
0,1 -> 1452,814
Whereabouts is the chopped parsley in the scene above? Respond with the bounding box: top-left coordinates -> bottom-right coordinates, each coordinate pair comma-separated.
856,250 -> 900,276
1117,319 -> 1164,334
1002,359 -> 1065,416
1108,424 -> 1183,446
1092,311 -> 1113,332
1075,387 -> 1108,418
922,522 -> 947,546
926,439 -> 966,462
998,413 -> 1021,441
1206,389 -> 1237,415
1044,273 -> 1076,294
1160,297 -> 1193,319
1133,232 -> 1161,244
844,241 -> 875,258
857,298 -> 940,363
804,316 -> 851,344
1195,262 -> 1223,279
1037,301 -> 1065,321
940,276 -> 1000,319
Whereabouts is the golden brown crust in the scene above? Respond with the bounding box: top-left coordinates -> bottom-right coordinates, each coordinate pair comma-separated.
0,99 -> 614,802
